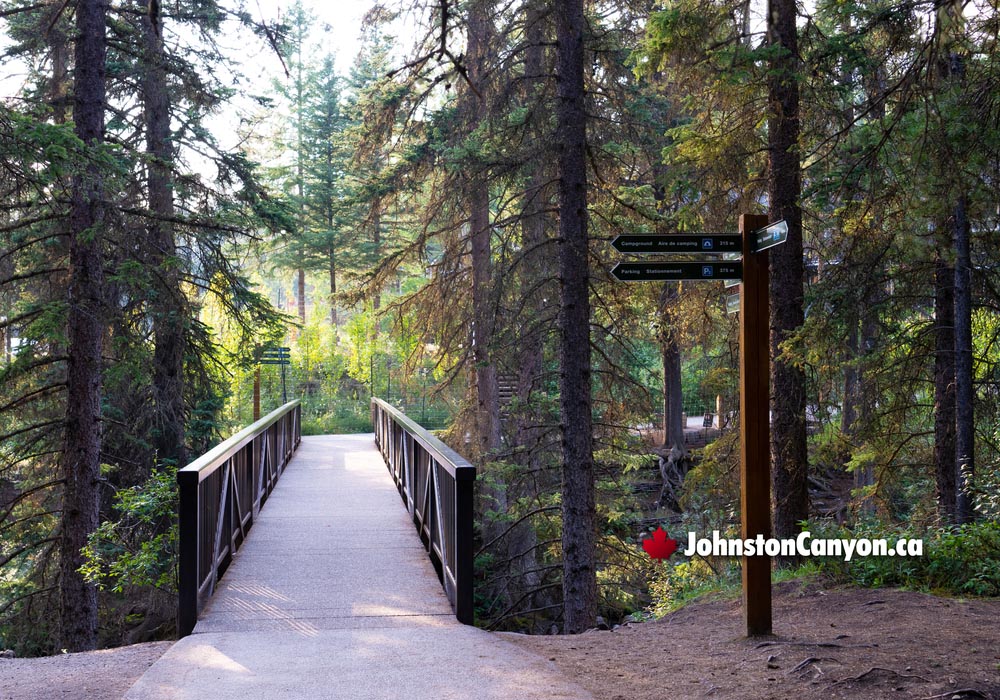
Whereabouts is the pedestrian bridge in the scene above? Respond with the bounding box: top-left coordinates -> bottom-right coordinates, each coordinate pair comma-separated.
125,400 -> 591,699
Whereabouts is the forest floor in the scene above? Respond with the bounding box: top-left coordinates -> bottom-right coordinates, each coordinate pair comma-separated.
0,641 -> 170,700
1,583 -> 997,700
511,581 -> 1000,700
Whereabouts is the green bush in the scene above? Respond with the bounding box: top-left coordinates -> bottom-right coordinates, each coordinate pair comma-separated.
648,556 -> 740,616
797,520 -> 1000,597
81,470 -> 177,594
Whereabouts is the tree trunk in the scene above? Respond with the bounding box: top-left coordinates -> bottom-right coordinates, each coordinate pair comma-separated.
515,1 -> 548,452
47,1 -> 69,125
659,283 -> 685,450
767,0 -> 809,542
297,267 -> 306,324
953,197 -> 974,522
556,0 -> 597,634
506,0 -> 551,613
841,319 -> 858,440
934,255 -> 957,523
467,0 -> 501,457
143,0 -> 186,467
843,298 -> 877,512
60,0 -> 107,652
329,243 -> 338,328
372,208 -> 381,310
295,19 -> 307,327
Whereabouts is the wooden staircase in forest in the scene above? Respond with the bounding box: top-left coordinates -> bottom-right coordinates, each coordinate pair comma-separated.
497,373 -> 518,415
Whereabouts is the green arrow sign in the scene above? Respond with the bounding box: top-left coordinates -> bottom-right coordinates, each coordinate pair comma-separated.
612,234 -> 741,254
752,220 -> 788,253
611,261 -> 743,282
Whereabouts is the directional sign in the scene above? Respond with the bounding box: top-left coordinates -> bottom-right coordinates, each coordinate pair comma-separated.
258,359 -> 290,365
612,234 -> 741,254
726,293 -> 740,315
725,279 -> 741,289
752,220 -> 788,253
611,261 -> 743,282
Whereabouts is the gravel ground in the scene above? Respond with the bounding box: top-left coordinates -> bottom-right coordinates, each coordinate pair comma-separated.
509,583 -> 1000,700
3,585 -> 999,700
0,641 -> 171,700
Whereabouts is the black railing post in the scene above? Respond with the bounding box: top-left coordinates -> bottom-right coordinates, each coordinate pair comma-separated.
455,469 -> 475,624
177,469 -> 199,636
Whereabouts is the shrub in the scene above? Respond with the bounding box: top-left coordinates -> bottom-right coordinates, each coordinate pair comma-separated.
797,519 -> 1000,597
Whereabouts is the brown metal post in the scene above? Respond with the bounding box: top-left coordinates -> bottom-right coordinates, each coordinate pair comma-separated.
177,469 -> 199,637
253,367 -> 261,421
739,214 -> 773,636
455,468 -> 475,625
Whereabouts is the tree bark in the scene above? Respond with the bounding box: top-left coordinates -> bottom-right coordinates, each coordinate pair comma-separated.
659,283 -> 685,450
297,267 -> 306,324
556,0 -> 597,633
466,0 -> 501,457
372,208 -> 381,310
515,0 -> 548,459
953,197 -> 974,522
143,0 -> 186,467
47,0 -> 69,125
329,243 -> 338,328
60,0 -> 107,652
295,16 -> 307,326
766,0 -> 809,542
934,255 -> 957,523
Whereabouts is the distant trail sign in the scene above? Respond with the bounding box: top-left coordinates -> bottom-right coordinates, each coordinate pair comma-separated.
611,234 -> 741,254
726,293 -> 740,315
611,261 -> 743,282
752,220 -> 788,253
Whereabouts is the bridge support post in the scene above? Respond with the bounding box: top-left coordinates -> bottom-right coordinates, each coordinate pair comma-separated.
455,470 -> 475,625
177,469 -> 199,637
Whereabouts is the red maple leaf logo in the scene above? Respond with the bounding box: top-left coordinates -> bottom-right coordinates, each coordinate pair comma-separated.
642,526 -> 679,561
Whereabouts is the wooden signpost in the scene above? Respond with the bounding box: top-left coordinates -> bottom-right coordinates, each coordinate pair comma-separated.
738,214 -> 772,636
612,214 -> 783,636
254,346 -> 291,418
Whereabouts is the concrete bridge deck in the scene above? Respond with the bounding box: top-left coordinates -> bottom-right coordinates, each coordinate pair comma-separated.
126,434 -> 591,699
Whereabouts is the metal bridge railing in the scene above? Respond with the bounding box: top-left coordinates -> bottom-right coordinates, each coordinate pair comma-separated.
371,398 -> 476,624
177,400 -> 302,636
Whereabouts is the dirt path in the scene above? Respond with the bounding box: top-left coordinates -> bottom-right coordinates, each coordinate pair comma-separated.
0,641 -> 170,700
509,583 -> 1000,700
2,585 -> 998,699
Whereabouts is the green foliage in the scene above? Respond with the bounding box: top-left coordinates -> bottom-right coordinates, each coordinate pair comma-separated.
301,403 -> 372,435
793,521 -> 1000,597
648,557 -> 740,617
81,471 -> 178,595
